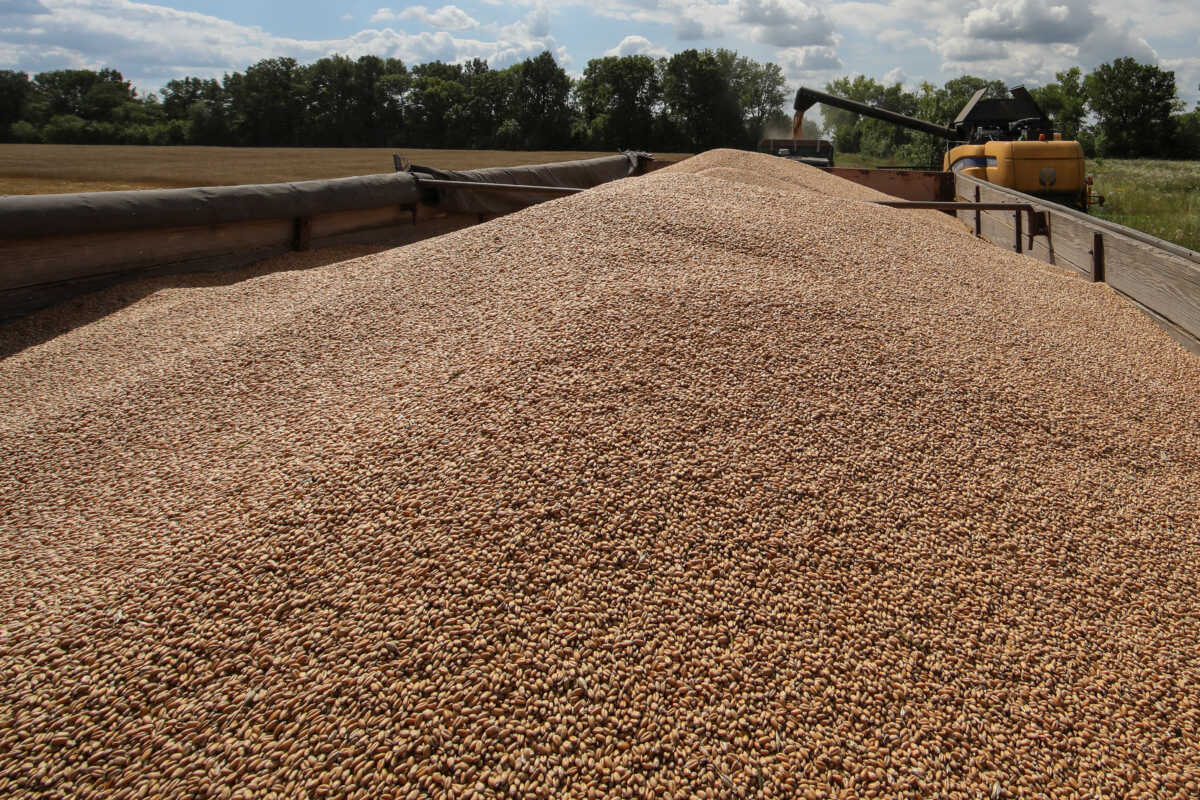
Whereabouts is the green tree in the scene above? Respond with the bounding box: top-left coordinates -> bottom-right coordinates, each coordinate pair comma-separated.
574,55 -> 661,149
9,120 -> 39,142
162,76 -> 229,144
819,76 -> 921,158
406,74 -> 468,147
350,56 -> 406,146
41,114 -> 90,143
401,60 -> 474,146
31,68 -> 137,123
411,61 -> 465,83
662,49 -> 742,151
457,59 -> 513,148
0,70 -> 30,141
225,58 -> 305,146
896,76 -> 1007,168
1085,57 -> 1181,157
1174,107 -> 1200,159
496,117 -> 522,149
737,59 -> 787,144
377,60 -> 412,146
510,52 -> 572,149
302,55 -> 359,146
820,75 -> 880,153
161,76 -> 207,120
1030,67 -> 1087,142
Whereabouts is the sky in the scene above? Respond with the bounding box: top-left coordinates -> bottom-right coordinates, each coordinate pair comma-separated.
1,0 -> 1197,108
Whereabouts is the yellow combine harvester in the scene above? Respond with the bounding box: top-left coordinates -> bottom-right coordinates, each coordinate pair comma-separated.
793,86 -> 1100,210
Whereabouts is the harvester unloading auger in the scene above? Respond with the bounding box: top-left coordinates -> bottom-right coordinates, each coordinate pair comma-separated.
791,85 -> 1101,210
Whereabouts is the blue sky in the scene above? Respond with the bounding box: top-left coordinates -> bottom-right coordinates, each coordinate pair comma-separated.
1,0 -> 1197,108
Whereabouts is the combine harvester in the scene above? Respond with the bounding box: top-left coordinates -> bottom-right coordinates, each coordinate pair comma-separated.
787,85 -> 1100,210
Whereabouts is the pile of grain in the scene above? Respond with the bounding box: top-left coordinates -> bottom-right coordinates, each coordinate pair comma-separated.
1,149 -> 1198,799
661,149 -> 964,232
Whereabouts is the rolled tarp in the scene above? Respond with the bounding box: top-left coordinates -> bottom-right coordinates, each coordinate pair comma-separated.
409,152 -> 652,215
0,172 -> 422,239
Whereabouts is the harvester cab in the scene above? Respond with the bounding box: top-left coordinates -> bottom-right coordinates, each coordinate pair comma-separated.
793,85 -> 1095,210
951,86 -> 1051,142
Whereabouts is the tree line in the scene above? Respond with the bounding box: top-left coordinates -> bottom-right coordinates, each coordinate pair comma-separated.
0,50 -> 789,154
0,51 -> 1196,159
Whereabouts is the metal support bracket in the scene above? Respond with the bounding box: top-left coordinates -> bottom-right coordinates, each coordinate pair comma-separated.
1091,232 -> 1105,282
874,200 -> 1050,254
291,216 -> 312,251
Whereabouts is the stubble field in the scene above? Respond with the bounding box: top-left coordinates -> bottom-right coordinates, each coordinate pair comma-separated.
0,144 -> 692,195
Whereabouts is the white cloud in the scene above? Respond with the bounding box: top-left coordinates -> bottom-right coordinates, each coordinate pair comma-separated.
0,0 -> 50,15
778,44 -> 843,73
525,5 -> 550,37
583,0 -> 835,46
883,65 -> 905,84
675,16 -> 708,39
1090,0 -> 1198,39
666,0 -> 730,40
963,0 -> 1098,44
827,1 -> 904,33
1163,57 -> 1200,109
584,0 -> 1196,104
734,0 -> 835,47
876,28 -> 936,51
939,36 -> 1008,63
370,4 -> 479,31
1074,20 -> 1157,67
605,34 -> 669,57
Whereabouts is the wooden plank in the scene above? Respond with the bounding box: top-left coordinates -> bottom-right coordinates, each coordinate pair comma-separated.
309,205 -> 412,239
974,181 -> 1018,206
977,208 -> 1015,247
0,218 -> 294,292
1112,289 -> 1200,358
954,171 -> 1200,347
0,205 -> 449,295
956,172 -> 1200,265
976,207 -> 1090,277
311,213 -> 477,249
1105,233 -> 1200,340
826,168 -> 948,201
0,247 -> 285,323
0,206 -> 487,321
955,173 -> 1097,277
1037,215 -> 1094,277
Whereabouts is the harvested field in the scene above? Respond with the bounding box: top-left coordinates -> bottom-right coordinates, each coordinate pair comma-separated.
2,150 -> 1199,798
0,144 -> 691,195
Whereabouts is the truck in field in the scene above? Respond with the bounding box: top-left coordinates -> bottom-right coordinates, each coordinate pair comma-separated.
758,138 -> 835,167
